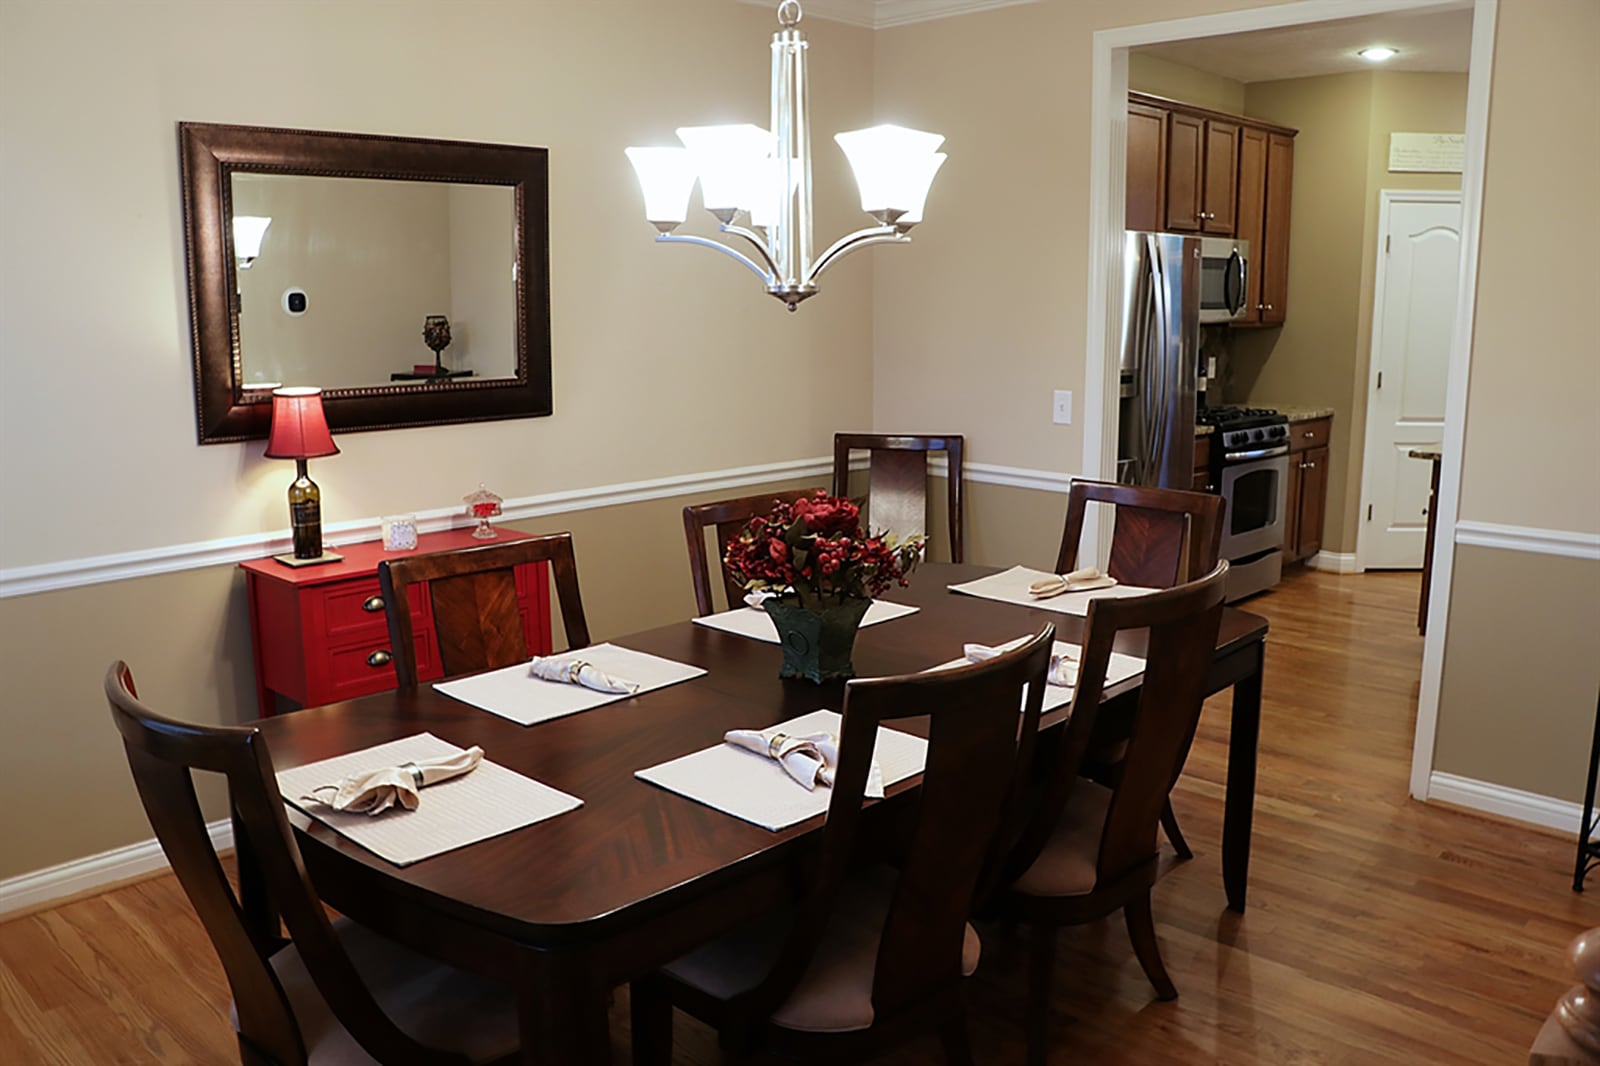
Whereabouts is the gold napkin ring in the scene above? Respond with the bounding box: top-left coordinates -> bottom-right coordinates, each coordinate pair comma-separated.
566,660 -> 589,683
767,732 -> 789,758
400,761 -> 424,789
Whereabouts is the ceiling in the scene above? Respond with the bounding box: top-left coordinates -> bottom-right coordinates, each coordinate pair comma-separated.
1136,4 -> 1474,84
737,0 -> 1037,30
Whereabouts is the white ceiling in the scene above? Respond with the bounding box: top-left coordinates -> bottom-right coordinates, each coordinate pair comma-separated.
737,0 -> 1036,30
1136,4 -> 1474,83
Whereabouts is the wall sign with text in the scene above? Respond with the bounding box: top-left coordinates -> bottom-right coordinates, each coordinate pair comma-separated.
1388,132 -> 1465,173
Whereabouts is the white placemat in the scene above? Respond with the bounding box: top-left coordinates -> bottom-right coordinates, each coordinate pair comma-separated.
926,637 -> 1147,713
434,643 -> 707,726
947,565 -> 1157,617
635,709 -> 928,832
691,599 -> 919,643
276,733 -> 580,866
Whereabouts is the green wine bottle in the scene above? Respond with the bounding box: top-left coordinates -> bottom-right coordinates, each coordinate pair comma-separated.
288,459 -> 323,559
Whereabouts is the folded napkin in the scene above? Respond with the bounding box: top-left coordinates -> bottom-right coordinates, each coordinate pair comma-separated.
1028,566 -> 1118,598
528,654 -> 640,694
301,745 -> 484,816
963,638 -> 1078,687
743,590 -> 778,608
724,728 -> 885,800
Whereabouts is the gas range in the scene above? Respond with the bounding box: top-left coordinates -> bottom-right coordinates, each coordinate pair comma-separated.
1199,406 -> 1290,459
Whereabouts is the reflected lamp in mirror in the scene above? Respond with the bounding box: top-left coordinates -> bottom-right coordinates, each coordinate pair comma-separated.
232,215 -> 271,269
265,387 -> 342,567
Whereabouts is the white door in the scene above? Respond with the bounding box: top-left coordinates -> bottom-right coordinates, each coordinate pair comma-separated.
1359,192 -> 1461,570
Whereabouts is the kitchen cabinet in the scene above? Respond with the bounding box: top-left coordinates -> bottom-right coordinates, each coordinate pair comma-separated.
1127,92 -> 1296,322
1283,417 -> 1331,563
1194,433 -> 1213,492
1126,102 -> 1168,233
240,527 -> 552,716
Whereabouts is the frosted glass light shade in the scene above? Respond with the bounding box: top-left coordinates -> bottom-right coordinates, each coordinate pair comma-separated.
833,124 -> 946,215
233,215 -> 272,264
676,124 -> 773,213
625,147 -> 698,226
895,153 -> 946,225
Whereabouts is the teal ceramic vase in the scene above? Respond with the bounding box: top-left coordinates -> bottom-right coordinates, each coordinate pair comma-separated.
762,597 -> 872,683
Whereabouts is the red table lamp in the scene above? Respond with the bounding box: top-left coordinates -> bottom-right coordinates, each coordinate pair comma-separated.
265,387 -> 342,566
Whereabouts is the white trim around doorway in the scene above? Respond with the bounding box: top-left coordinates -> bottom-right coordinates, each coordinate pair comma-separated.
1085,0 -> 1499,808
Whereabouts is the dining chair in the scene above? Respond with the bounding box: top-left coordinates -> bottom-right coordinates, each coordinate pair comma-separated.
991,563 -> 1228,1066
1055,478 -> 1225,860
104,661 -> 518,1066
682,487 -> 825,616
629,625 -> 1056,1066
831,433 -> 965,562
378,532 -> 590,687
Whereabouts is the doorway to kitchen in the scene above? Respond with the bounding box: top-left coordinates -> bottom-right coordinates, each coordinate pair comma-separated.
1082,0 -> 1497,806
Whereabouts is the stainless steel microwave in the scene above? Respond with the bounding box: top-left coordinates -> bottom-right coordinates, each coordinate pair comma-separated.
1197,236 -> 1249,324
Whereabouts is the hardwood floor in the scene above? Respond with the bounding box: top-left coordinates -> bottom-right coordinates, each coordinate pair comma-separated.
4,567 -> 1594,1064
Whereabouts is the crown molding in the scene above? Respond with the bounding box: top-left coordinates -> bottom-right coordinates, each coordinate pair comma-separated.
737,0 -> 1036,30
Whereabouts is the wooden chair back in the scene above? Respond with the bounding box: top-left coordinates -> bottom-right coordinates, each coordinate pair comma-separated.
743,626 -> 1055,1024
104,662 -> 470,1066
1055,479 -> 1224,589
682,488 -> 824,617
1007,564 -> 1228,890
378,532 -> 590,686
832,433 -> 965,562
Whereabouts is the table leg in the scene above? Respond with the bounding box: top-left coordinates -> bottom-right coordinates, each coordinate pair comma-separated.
1222,641 -> 1264,913
517,948 -> 612,1065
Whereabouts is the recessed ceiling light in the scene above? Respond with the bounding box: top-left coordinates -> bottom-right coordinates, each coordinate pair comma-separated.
1359,46 -> 1399,62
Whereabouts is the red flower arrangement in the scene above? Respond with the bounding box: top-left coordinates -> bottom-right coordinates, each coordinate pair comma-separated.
723,492 -> 924,611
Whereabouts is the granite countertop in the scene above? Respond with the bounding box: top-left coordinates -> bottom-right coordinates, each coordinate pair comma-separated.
1408,447 -> 1443,461
1258,403 -> 1336,423
1195,424 -> 1214,436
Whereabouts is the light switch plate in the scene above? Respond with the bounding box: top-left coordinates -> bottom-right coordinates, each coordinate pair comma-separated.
1052,390 -> 1072,425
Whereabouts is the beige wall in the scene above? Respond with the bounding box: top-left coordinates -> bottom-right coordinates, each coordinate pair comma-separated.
1129,53 -> 1247,114
1432,0 -> 1600,792
1228,71 -> 1467,555
0,0 -> 876,568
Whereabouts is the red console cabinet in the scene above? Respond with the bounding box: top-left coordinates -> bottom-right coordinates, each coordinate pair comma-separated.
240,528 -> 552,717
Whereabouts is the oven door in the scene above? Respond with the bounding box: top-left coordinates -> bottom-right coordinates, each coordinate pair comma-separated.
1219,450 -> 1287,559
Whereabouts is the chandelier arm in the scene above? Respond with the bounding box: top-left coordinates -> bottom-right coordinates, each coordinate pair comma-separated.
654,234 -> 775,284
719,224 -> 781,277
808,225 -> 907,281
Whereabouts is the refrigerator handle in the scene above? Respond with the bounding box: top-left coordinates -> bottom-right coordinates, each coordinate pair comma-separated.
1144,234 -> 1168,486
1224,249 -> 1244,316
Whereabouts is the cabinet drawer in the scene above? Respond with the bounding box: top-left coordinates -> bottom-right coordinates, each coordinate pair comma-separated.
1289,418 -> 1331,452
319,578 -> 424,640
325,634 -> 438,702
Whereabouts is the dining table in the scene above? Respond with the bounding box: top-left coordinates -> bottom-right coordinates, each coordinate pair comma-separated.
255,562 -> 1269,1065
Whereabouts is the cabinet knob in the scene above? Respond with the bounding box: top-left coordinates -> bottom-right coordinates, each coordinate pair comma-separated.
367,649 -> 393,668
362,595 -> 385,613
1302,462 -> 1317,470
1304,431 -> 1315,440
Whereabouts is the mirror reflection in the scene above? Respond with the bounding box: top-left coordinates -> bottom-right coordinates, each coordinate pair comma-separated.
231,173 -> 517,391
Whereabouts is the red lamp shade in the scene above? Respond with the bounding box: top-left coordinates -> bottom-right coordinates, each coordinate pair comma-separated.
264,387 -> 339,460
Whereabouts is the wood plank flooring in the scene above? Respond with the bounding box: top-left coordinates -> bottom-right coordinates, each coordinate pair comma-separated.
4,567 -> 1595,1064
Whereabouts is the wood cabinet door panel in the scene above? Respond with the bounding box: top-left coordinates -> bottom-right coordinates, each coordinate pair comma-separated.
1126,103 -> 1167,233
1235,127 -> 1267,325
1283,457 -> 1303,561
1202,120 -> 1239,235
1165,112 -> 1204,232
1296,446 -> 1329,559
1261,132 -> 1295,324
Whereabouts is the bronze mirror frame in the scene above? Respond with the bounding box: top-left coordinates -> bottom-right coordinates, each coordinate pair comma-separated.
179,121 -> 551,444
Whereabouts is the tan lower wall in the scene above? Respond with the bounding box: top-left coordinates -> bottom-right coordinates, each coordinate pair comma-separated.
1433,545 -> 1600,804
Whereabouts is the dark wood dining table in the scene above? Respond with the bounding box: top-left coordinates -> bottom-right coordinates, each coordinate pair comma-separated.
255,562 -> 1268,1065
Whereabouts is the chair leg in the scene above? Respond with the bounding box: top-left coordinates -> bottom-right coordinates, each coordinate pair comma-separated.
939,1004 -> 975,1066
628,976 -> 673,1066
1160,800 -> 1194,860
1124,891 -> 1178,1001
1026,924 -> 1058,1066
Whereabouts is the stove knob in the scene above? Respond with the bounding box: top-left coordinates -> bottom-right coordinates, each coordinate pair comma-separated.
1251,429 -> 1265,442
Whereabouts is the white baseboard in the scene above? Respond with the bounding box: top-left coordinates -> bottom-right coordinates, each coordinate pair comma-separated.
1308,551 -> 1360,573
0,819 -> 232,920
1427,772 -> 1584,835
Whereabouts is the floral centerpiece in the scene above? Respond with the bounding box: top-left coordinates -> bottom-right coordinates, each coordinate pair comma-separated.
724,492 -> 923,682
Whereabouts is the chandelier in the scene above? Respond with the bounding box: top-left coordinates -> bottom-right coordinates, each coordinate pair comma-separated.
625,0 -> 947,312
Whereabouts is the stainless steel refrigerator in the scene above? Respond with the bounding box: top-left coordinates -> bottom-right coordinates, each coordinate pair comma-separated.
1118,231 -> 1201,489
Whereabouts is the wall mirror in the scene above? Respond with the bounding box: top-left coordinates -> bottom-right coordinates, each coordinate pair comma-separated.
179,122 -> 551,444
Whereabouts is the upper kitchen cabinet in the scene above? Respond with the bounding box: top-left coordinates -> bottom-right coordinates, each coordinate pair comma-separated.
1127,92 -> 1297,326
1126,102 -> 1168,233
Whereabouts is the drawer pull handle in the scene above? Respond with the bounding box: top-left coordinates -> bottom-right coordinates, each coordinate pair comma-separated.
367,649 -> 393,668
362,595 -> 385,613
1304,431 -> 1315,440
